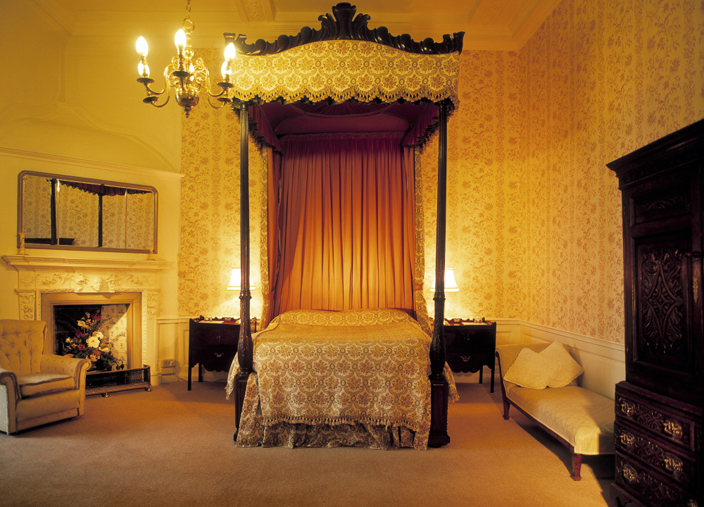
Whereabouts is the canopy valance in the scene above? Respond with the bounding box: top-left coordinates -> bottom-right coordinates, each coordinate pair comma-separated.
224,39 -> 460,107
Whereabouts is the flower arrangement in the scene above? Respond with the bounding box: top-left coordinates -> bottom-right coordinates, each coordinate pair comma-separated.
62,311 -> 123,371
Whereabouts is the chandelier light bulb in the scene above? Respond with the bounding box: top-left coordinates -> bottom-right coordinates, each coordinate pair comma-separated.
175,29 -> 187,50
221,61 -> 230,80
136,36 -> 149,57
224,42 -> 236,62
138,61 -> 150,78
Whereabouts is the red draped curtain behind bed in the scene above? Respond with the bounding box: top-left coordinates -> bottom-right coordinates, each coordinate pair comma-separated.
267,133 -> 416,321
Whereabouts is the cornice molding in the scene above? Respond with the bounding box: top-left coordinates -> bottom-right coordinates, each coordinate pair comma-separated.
30,0 -> 75,36
0,147 -> 184,181
33,0 -> 564,53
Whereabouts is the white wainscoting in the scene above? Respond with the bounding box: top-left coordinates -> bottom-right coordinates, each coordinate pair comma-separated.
155,317 -> 189,385
453,318 -> 625,400
155,316 -> 626,399
503,319 -> 625,399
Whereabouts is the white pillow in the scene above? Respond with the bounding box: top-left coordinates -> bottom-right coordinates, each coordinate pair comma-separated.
503,348 -> 560,390
540,341 -> 584,388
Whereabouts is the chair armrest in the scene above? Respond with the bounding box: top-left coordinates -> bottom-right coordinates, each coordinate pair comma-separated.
41,354 -> 91,389
0,367 -> 20,402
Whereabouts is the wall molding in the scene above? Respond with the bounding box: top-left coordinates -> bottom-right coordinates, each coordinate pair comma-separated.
488,318 -> 625,399
0,147 -> 183,181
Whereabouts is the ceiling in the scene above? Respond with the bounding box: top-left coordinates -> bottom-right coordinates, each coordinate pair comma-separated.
35,0 -> 563,51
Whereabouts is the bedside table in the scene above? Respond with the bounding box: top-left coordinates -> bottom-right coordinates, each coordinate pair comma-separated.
188,318 -> 239,390
444,320 -> 497,392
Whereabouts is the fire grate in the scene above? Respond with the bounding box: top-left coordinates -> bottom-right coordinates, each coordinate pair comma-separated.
86,365 -> 151,397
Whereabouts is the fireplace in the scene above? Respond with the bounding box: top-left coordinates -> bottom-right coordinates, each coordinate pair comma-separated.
41,292 -> 142,370
2,255 -> 169,379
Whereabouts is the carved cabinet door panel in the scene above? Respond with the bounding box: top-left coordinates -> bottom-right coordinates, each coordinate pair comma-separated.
623,169 -> 703,405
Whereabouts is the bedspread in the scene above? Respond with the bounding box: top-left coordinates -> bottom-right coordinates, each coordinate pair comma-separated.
227,309 -> 458,450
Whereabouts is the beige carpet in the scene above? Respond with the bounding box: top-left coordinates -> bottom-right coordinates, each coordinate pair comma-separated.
1,380 -> 614,507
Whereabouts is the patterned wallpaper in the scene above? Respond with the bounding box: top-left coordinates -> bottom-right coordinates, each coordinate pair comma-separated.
178,0 -> 704,344
179,51 -> 265,319
420,51 -> 526,323
421,0 -> 703,343
518,0 -> 703,342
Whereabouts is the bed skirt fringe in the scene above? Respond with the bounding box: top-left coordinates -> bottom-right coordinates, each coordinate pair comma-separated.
235,374 -> 430,450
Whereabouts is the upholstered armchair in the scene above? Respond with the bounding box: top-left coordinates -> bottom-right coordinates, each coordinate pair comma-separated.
0,319 -> 91,434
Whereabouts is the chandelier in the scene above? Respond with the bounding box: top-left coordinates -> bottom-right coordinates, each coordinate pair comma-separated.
135,0 -> 236,117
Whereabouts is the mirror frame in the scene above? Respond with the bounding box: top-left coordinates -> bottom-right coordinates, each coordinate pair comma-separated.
17,171 -> 158,254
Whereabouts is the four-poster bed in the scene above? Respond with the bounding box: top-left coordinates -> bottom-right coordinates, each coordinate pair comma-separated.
225,3 -> 464,449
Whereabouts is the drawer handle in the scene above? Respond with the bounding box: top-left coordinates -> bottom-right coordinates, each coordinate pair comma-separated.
663,455 -> 684,475
618,431 -> 635,449
214,352 -> 224,358
622,464 -> 638,484
663,419 -> 683,441
620,400 -> 636,418
460,355 -> 471,362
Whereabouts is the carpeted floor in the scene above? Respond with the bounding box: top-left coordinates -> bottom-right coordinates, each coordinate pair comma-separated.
0,380 -> 614,506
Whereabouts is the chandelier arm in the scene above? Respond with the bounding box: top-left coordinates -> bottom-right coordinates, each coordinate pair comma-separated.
207,94 -> 235,109
148,94 -> 172,108
139,80 -> 167,97
206,84 -> 232,99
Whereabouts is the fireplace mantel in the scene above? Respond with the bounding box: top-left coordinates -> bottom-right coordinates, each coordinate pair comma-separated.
3,255 -> 169,272
3,255 -> 171,370
3,255 -> 170,317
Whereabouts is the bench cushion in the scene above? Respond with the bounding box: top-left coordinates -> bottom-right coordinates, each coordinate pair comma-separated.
506,384 -> 614,455
18,373 -> 75,398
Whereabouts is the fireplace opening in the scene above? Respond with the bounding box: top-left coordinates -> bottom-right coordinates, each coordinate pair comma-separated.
53,304 -> 129,371
41,292 -> 142,371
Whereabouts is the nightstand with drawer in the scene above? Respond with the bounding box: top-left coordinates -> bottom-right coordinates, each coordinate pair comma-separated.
188,318 -> 239,390
444,319 -> 497,392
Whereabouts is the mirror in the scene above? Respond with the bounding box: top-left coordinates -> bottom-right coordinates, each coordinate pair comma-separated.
18,171 -> 158,253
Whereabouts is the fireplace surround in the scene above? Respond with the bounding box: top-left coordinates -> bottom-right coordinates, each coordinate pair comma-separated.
2,255 -> 169,371
42,293 -> 140,370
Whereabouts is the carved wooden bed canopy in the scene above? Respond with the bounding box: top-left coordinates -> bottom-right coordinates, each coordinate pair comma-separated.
226,2 -> 464,447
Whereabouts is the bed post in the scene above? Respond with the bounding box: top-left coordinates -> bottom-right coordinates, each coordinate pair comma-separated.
234,100 -> 253,439
428,99 -> 450,448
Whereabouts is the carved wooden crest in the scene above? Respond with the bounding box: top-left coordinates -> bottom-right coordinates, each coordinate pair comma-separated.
225,2 -> 464,56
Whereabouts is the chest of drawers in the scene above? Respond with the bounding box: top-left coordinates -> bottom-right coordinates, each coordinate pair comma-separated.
188,319 -> 239,390
613,381 -> 702,507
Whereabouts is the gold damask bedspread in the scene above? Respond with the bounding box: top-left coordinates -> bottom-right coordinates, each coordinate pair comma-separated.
226,309 -> 458,450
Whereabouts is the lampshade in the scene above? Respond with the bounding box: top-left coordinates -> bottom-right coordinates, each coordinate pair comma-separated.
227,268 -> 256,291
431,269 -> 460,292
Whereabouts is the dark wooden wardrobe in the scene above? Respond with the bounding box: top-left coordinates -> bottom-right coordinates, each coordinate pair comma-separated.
608,119 -> 704,507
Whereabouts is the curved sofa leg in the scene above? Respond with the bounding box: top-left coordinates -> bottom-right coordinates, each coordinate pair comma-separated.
571,452 -> 582,481
502,399 -> 510,420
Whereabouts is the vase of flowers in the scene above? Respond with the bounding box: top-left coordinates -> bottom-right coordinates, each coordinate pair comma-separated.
62,311 -> 124,371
